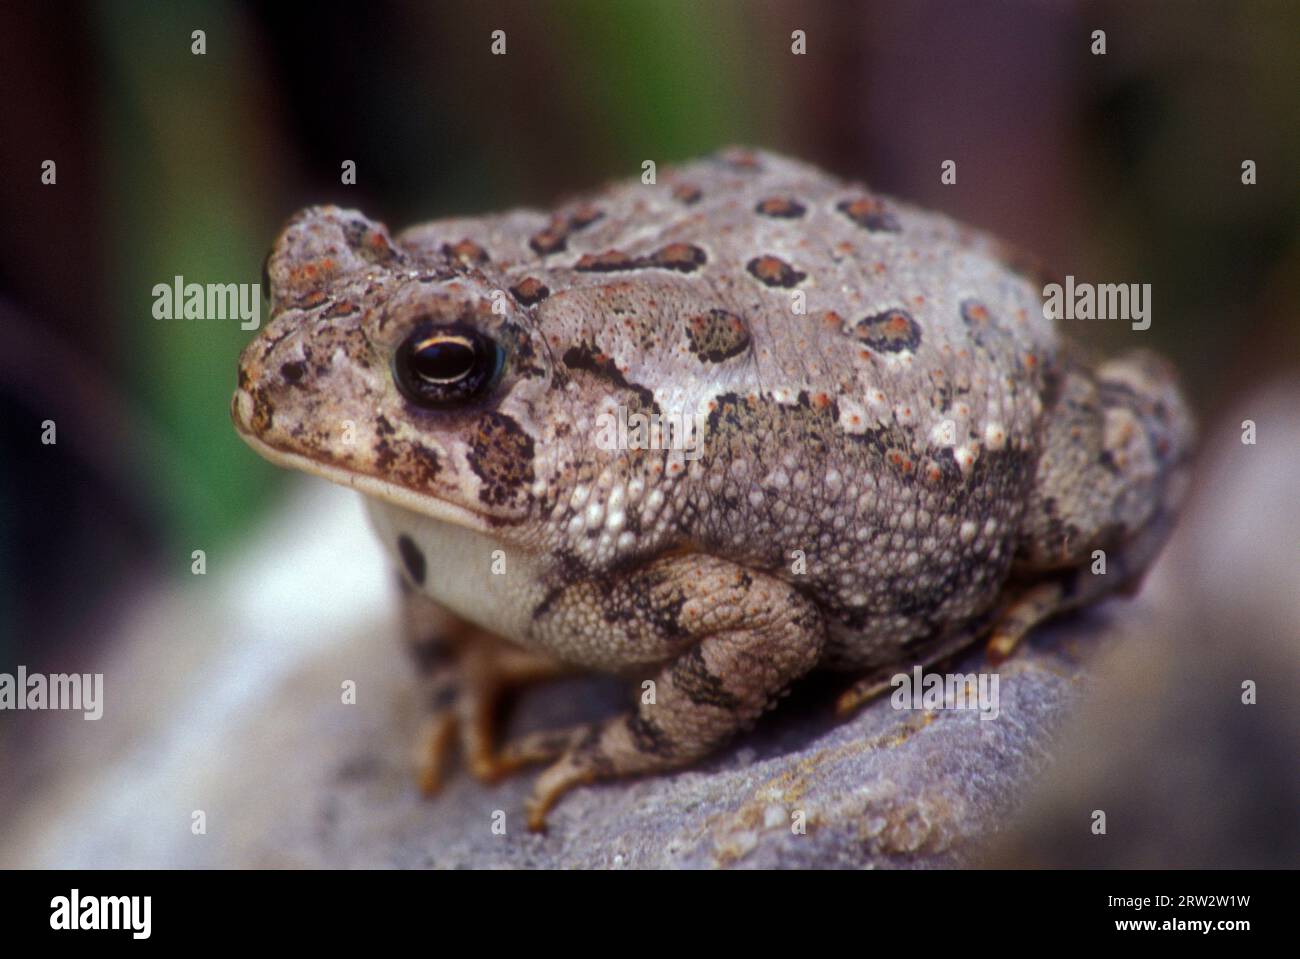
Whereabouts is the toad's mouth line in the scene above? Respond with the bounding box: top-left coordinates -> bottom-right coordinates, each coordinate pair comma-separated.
232,404 -> 507,534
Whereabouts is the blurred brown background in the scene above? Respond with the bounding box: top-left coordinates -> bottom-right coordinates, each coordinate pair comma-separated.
2,0 -> 1297,666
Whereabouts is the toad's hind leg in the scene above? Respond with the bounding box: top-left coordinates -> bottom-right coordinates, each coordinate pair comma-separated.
840,350 -> 1195,712
988,349 -> 1195,661
510,555 -> 827,831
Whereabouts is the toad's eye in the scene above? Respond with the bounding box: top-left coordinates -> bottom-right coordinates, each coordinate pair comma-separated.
393,324 -> 504,408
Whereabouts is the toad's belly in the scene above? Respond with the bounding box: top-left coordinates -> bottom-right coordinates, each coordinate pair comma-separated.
364,498 -> 547,646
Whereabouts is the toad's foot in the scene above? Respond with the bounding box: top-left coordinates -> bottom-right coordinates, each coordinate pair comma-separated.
834,664 -> 902,718
834,612 -> 1003,717
401,583 -> 570,792
984,580 -> 1065,665
412,642 -> 570,793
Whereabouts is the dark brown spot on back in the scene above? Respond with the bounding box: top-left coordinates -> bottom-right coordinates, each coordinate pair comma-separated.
747,255 -> 806,288
960,300 -> 993,328
960,299 -> 998,346
686,309 -> 751,363
755,197 -> 806,218
443,239 -> 490,267
529,206 -> 604,257
529,228 -> 567,256
574,249 -> 639,272
509,277 -> 551,306
343,219 -> 401,265
562,344 -> 656,410
852,309 -> 922,353
575,244 -> 707,274
837,196 -> 901,233
648,243 -> 706,273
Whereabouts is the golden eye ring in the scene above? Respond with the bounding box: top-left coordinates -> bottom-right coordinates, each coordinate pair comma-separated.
393,324 -> 504,408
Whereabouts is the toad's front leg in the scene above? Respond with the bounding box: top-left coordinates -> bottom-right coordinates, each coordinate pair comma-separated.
399,579 -> 571,791
511,554 -> 827,831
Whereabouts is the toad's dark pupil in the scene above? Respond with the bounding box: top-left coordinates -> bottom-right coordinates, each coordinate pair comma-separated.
412,336 -> 476,383
393,323 -> 501,409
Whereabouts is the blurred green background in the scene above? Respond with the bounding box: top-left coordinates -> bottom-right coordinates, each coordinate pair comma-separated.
1,0 -> 1297,669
